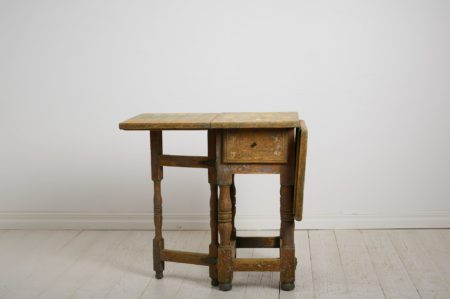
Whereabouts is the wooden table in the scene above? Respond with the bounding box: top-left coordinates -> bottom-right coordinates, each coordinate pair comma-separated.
119,112 -> 308,291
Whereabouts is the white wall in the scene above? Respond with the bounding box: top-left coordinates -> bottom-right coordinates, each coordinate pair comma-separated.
1,0 -> 449,229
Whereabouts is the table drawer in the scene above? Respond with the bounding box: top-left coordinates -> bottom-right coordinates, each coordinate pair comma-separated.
223,129 -> 289,163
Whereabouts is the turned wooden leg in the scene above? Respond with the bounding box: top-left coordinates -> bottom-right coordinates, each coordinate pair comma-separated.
208,130 -> 219,286
209,183 -> 219,286
231,175 -> 237,241
153,181 -> 165,279
151,131 -> 164,279
280,184 -> 295,290
280,128 -> 296,291
218,184 -> 233,291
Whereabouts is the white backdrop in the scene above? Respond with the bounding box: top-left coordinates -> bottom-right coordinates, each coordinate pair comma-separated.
1,0 -> 449,229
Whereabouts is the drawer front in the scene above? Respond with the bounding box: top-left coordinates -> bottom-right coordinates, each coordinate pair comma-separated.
223,129 -> 289,163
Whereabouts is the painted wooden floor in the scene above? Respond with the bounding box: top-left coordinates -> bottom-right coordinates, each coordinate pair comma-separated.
0,229 -> 449,299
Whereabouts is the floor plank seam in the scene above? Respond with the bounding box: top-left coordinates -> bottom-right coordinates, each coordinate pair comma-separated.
333,230 -> 349,296
70,231 -> 132,299
387,231 -> 422,298
2,229 -> 450,298
307,230 -> 315,299
359,229 -> 387,299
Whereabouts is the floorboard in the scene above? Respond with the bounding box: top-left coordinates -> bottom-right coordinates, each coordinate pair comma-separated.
389,230 -> 450,298
335,230 -> 385,299
279,230 -> 314,299
0,229 -> 449,299
362,230 -> 421,299
309,230 -> 348,298
70,231 -> 151,298
416,230 -> 450,289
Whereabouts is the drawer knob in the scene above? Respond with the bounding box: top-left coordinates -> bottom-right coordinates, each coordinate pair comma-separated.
251,142 -> 257,148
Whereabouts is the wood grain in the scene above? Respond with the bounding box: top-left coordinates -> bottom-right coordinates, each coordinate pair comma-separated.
280,230 -> 314,299
160,249 -> 214,266
1,230 -> 449,298
140,231 -> 205,298
119,112 -> 308,291
0,230 -> 80,298
207,130 -> 219,286
362,230 -> 421,299
211,112 -> 299,128
2,231 -> 121,298
71,231 -> 155,299
227,164 -> 282,174
150,130 -> 164,279
217,184 -> 233,288
294,120 -> 308,221
334,230 -> 385,298
309,230 -> 348,297
119,113 -> 218,130
119,112 -> 300,130
223,129 -> 289,163
233,258 -> 281,272
159,155 -> 212,168
388,230 -> 450,298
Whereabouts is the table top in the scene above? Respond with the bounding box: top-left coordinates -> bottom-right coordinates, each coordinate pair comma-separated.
119,112 -> 300,130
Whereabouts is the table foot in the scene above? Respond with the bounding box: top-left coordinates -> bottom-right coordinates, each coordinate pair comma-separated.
280,282 -> 295,291
219,283 -> 232,291
155,271 -> 163,279
211,279 -> 219,286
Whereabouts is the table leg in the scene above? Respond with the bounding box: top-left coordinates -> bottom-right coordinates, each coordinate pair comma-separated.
231,174 -> 236,241
209,183 -> 219,286
208,130 -> 219,286
280,184 -> 295,290
280,129 -> 296,290
218,183 -> 233,291
151,131 -> 164,279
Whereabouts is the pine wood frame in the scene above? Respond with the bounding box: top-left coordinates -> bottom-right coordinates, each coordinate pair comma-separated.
121,113 -> 308,292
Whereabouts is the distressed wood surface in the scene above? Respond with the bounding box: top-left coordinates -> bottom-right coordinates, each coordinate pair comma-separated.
279,129 -> 296,291
140,231 -> 205,299
227,164 -> 282,174
242,230 -> 280,299
119,113 -> 218,130
119,112 -> 300,130
161,231 -> 213,299
119,112 -> 309,292
207,130 -> 219,286
211,112 -> 299,128
217,184 -> 233,290
214,127 -> 298,291
223,129 -> 289,163
233,258 -> 281,272
294,120 -> 308,221
160,249 -> 213,266
150,130 -> 164,279
231,174 -> 237,241
159,155 -> 211,168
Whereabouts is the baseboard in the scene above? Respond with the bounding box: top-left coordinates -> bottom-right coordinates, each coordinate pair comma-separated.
0,211 -> 449,230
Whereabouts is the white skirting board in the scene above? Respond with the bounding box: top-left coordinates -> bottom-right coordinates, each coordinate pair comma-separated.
0,211 -> 449,230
